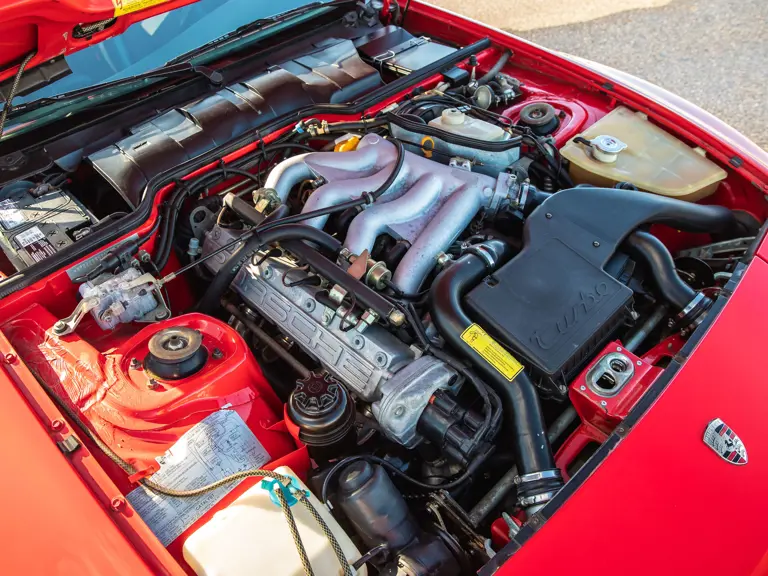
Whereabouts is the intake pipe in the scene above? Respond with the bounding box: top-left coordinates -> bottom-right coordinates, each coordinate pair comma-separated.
626,231 -> 696,310
430,240 -> 563,514
625,230 -> 713,329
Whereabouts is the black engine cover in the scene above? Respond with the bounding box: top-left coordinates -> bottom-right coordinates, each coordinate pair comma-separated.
465,237 -> 632,396
465,186 -> 738,396
466,186 -> 735,396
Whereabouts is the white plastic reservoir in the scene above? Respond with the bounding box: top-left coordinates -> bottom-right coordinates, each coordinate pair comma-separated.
183,466 -> 366,576
429,107 -> 510,142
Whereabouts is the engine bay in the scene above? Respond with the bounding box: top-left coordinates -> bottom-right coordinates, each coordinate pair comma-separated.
0,4 -> 765,575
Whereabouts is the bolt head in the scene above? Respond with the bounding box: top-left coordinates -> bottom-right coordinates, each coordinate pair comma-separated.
212,348 -> 224,360
4,352 -> 16,364
636,360 -> 642,366
545,212 -> 553,219
129,358 -> 141,370
600,400 -> 607,407
110,496 -> 125,511
147,378 -> 159,390
579,385 -> 586,391
51,419 -> 65,431
394,405 -> 406,417
388,310 -> 406,326
593,241 -> 601,247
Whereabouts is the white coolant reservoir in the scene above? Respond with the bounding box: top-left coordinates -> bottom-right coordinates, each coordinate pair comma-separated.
560,106 -> 727,201
429,107 -> 510,142
183,466 -> 366,576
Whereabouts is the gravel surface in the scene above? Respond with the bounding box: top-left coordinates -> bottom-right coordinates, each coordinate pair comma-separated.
430,0 -> 768,149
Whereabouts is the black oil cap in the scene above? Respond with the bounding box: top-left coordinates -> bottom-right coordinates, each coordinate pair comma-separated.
288,373 -> 355,449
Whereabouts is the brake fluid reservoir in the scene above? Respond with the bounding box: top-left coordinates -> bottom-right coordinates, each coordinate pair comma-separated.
429,108 -> 509,142
183,466 -> 366,576
560,106 -> 726,201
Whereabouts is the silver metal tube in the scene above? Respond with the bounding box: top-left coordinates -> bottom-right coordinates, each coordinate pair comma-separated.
468,406 -> 578,526
300,164 -> 406,229
263,153 -> 313,201
344,174 -> 442,255
623,305 -> 668,353
264,133 -> 510,294
392,184 -> 484,294
264,139 -> 395,201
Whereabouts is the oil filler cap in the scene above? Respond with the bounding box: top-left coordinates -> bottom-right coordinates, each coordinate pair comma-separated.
287,373 -> 355,455
143,326 -> 208,380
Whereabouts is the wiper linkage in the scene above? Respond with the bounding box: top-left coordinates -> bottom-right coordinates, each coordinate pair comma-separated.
12,62 -> 224,115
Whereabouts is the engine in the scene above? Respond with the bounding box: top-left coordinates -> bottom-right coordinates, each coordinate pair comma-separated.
0,17 -> 760,576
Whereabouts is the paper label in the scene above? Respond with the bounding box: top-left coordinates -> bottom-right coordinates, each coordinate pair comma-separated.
0,199 -> 24,229
15,226 -> 45,247
112,0 -> 170,16
461,323 -> 524,381
127,410 -> 271,546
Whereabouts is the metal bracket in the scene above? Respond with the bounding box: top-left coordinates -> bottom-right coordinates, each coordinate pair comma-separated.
53,297 -> 101,335
53,272 -> 170,336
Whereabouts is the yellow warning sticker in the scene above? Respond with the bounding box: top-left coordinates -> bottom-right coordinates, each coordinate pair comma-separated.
112,0 -> 169,17
461,323 -> 523,381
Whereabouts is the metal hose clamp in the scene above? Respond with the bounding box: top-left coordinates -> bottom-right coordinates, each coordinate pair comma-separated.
518,490 -> 558,508
466,244 -> 497,270
675,292 -> 712,332
513,468 -> 562,486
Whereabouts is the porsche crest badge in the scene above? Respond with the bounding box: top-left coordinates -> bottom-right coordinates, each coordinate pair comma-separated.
703,418 -> 747,465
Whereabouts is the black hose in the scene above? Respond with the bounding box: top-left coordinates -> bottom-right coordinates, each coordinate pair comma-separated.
154,180 -> 190,268
625,230 -> 696,310
197,224 -> 342,314
477,49 -> 511,85
429,240 -> 559,487
396,300 -> 502,444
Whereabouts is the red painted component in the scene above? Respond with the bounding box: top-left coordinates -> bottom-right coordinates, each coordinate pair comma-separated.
490,516 -> 518,549
554,342 -> 660,481
641,333 -> 686,366
569,342 -> 660,435
2,307 -> 295,473
1,305 -> 307,572
0,358 -> 161,576
502,95 -> 595,148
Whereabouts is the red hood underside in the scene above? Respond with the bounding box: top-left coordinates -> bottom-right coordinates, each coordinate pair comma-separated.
0,0 -> 197,84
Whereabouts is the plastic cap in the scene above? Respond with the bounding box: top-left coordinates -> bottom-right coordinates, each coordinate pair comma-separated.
338,461 -> 374,493
442,108 -> 466,125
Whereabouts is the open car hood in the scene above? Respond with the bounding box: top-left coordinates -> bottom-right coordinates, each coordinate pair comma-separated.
0,0 -> 198,87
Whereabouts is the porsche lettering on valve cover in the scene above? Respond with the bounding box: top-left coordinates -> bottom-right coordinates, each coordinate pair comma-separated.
0,1 -> 767,575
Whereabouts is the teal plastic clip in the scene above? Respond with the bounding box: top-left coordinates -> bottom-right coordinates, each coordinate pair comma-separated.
261,475 -> 309,508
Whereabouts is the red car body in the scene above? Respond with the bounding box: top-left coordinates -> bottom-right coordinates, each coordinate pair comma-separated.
1,1 -> 767,575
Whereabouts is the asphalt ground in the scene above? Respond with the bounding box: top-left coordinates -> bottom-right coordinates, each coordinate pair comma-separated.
429,0 -> 767,149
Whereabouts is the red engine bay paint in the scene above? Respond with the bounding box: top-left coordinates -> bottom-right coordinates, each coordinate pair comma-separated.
0,2 -> 766,574
555,342 -> 660,482
1,305 -> 308,570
